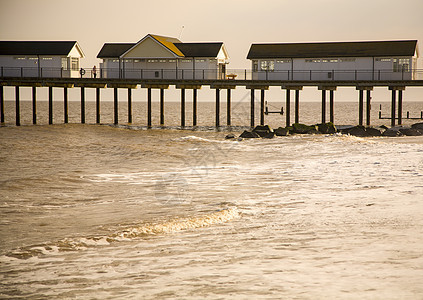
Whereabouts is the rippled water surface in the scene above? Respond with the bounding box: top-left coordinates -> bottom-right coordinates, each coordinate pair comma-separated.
1,102 -> 423,298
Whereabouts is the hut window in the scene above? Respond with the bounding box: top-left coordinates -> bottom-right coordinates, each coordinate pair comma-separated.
61,58 -> 68,69
393,58 -> 409,72
260,60 -> 274,71
330,59 -> 338,63
181,59 -> 192,63
196,59 -> 206,63
71,58 -> 79,70
276,59 -> 291,63
147,59 -> 158,63
376,58 -> 391,62
253,60 -> 258,72
159,59 -> 166,63
340,58 -> 356,62
305,59 -> 320,63
42,57 -> 52,60
15,57 -> 26,60
168,59 -> 176,63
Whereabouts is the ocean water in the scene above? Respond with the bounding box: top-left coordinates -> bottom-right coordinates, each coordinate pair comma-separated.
1,101 -> 423,299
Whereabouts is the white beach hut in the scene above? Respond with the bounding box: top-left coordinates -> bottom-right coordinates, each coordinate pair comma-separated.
97,34 -> 230,79
247,40 -> 418,81
0,41 -> 85,78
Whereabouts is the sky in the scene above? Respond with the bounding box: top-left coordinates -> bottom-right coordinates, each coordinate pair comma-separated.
1,0 -> 423,102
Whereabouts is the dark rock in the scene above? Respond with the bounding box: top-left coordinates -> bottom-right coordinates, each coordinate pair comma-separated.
316,122 -> 337,134
252,125 -> 273,137
365,127 -> 383,137
345,125 -> 369,137
262,131 -> 275,139
225,134 -> 236,139
274,127 -> 289,136
292,123 -> 318,134
411,122 -> 423,130
239,130 -> 260,138
399,128 -> 423,136
379,125 -> 389,130
382,128 -> 403,137
337,125 -> 355,133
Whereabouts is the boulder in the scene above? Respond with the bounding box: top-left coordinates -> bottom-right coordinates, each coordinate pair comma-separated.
382,128 -> 403,137
345,125 -> 369,137
411,122 -> 423,130
399,128 -> 423,136
274,127 -> 290,136
291,123 -> 318,134
262,131 -> 275,139
337,125 -> 355,134
365,127 -> 383,137
239,130 -> 260,138
316,122 -> 337,134
225,134 -> 236,140
252,125 -> 273,137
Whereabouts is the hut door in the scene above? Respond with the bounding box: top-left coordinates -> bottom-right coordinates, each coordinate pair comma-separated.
219,63 -> 226,79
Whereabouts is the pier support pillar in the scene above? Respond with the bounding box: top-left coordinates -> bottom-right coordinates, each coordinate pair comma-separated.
295,89 -> 300,124
114,87 -> 118,125
358,90 -> 364,126
398,90 -> 403,125
175,84 -> 200,128
227,89 -> 231,126
329,90 -> 334,124
366,90 -> 372,126
64,87 -> 68,124
216,88 -> 220,127
49,86 -> 53,125
193,89 -> 197,126
283,86 -> 303,125
128,88 -> 132,124
356,86 -> 373,126
260,89 -> 265,126
147,88 -> 152,128
391,89 -> 396,127
95,88 -> 100,124
285,89 -> 291,127
32,86 -> 37,125
389,86 -> 406,127
15,86 -> 20,126
81,87 -> 85,124
160,88 -> 165,126
250,89 -> 255,127
321,90 -> 326,124
319,86 -> 336,124
0,86 -> 4,123
181,88 -> 185,127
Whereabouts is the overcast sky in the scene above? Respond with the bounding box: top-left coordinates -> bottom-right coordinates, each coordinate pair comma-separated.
1,0 -> 422,101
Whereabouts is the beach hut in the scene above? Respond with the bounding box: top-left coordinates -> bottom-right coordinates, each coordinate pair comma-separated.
247,40 -> 418,81
0,41 -> 85,78
97,34 -> 229,79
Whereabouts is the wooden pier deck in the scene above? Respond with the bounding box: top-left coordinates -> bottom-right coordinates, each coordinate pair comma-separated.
1,77 -> 423,128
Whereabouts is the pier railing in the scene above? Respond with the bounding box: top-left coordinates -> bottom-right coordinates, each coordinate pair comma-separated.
1,66 -> 423,81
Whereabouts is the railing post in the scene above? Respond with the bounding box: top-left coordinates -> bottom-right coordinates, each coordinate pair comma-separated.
245,69 -> 247,80
20,67 -> 23,78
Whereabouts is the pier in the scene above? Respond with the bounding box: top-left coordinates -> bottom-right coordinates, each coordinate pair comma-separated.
1,77 -> 423,128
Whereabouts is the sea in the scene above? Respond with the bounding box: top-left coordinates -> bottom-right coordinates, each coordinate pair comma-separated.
1,98 -> 423,299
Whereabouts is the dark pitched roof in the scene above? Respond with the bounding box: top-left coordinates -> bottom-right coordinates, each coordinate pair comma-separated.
97,43 -> 135,58
174,43 -> 223,57
247,40 -> 418,59
0,41 -> 79,56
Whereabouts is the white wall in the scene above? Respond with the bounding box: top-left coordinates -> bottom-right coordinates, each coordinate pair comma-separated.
251,56 -> 414,80
0,55 -> 81,78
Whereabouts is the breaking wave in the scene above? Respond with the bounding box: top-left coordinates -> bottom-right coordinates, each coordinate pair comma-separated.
4,207 -> 239,260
